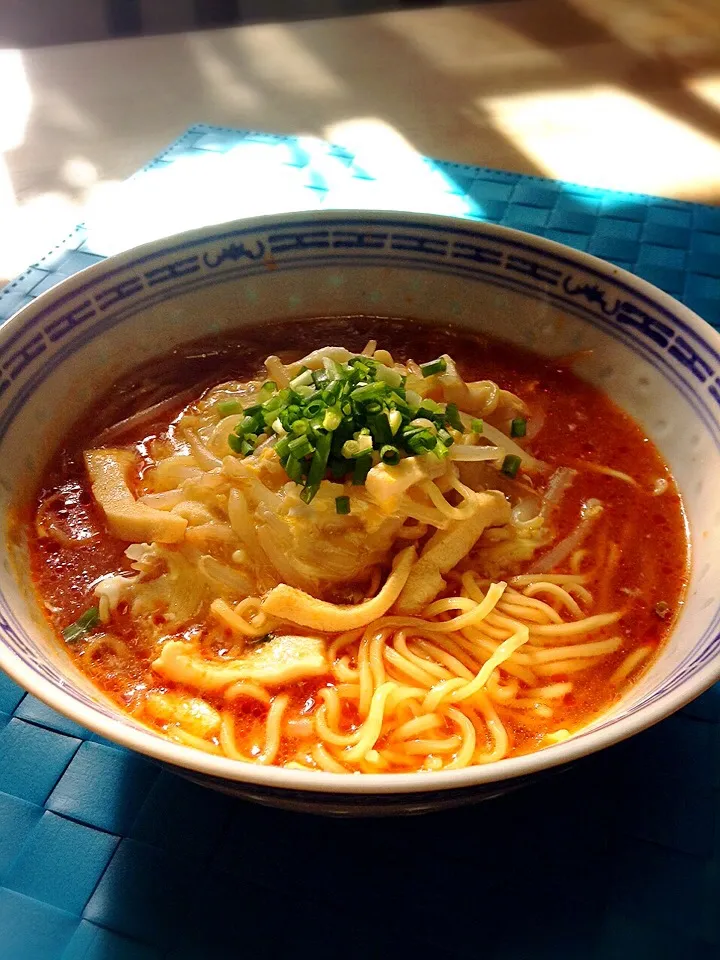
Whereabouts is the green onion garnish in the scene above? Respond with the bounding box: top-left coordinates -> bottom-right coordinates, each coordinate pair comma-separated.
444,403 -> 464,432
217,400 -> 243,416
335,496 -> 351,515
285,455 -> 304,484
63,607 -> 100,644
352,455 -> 372,485
511,418 -> 527,438
501,454 -> 522,479
380,444 -> 401,465
471,419 -> 483,433
223,351 -> 479,501
287,435 -> 313,460
420,357 -> 447,378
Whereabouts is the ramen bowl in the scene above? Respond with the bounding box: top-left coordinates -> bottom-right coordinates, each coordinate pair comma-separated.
0,210 -> 717,815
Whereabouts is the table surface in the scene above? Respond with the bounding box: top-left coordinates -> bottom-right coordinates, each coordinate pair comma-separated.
3,0 -> 720,287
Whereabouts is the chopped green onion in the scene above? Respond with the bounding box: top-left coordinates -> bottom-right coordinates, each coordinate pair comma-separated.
285,455 -> 304,484
406,390 -> 422,411
501,454 -> 522,479
380,445 -> 401,465
511,418 -> 527,438
350,382 -> 387,403
294,384 -> 315,400
63,607 -> 100,643
306,432 -> 332,490
304,399 -> 325,419
312,369 -> 330,388
274,436 -> 291,460
257,381 -> 277,402
387,409 -> 403,436
300,483 -> 320,504
437,428 -> 454,447
471,419 -> 484,434
291,419 -> 309,435
290,369 -> 313,390
228,433 -> 245,454
444,403 -> 464,432
375,365 -> 403,387
217,400 -> 243,416
329,457 -> 350,480
368,413 -> 393,446
288,435 -> 313,460
420,357 -> 447,378
335,496 -> 351,515
352,455 -> 373,485
323,407 -> 342,431
406,430 -> 436,455
342,435 -> 374,459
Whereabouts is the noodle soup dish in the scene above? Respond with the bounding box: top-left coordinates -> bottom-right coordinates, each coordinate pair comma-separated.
27,318 -> 688,776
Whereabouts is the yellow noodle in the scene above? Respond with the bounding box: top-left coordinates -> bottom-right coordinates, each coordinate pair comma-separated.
534,659 -> 596,676
402,736 -> 462,755
219,710 -> 251,761
260,694 -> 289,765
508,573 -> 589,587
223,681 -> 272,704
529,636 -> 622,663
344,682 -> 397,761
358,636 -> 374,718
394,634 -> 452,681
315,705 -> 361,747
390,713 -> 445,741
318,687 -> 342,729
369,632 -> 387,688
485,671 -> 519,702
384,646 -> 439,687
609,645 -> 652,685
379,581 -> 506,636
328,628 -> 363,660
503,698 -> 554,718
525,682 -> 573,699
528,610 -> 622,638
384,685 -> 427,712
522,582 -> 585,618
423,626 -> 530,711
444,707 -> 477,769
210,598 -> 271,638
412,638 -> 475,681
332,655 -> 359,683
469,697 -> 509,764
419,480 -> 476,520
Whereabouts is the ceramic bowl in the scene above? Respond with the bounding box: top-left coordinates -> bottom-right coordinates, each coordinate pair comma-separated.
0,210 -> 717,815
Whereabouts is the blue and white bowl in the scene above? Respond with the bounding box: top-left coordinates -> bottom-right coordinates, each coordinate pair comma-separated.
0,210 -> 717,815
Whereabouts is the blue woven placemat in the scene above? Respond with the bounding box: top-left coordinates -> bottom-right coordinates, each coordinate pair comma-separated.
1,125 -> 720,960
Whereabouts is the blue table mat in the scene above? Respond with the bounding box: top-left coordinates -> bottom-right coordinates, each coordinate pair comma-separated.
1,124 -> 720,960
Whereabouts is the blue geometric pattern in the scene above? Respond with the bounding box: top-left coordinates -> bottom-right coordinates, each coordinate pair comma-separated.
1,126 -> 720,959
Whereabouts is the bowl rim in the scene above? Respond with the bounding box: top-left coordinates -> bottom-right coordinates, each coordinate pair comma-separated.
1,207 -> 717,795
